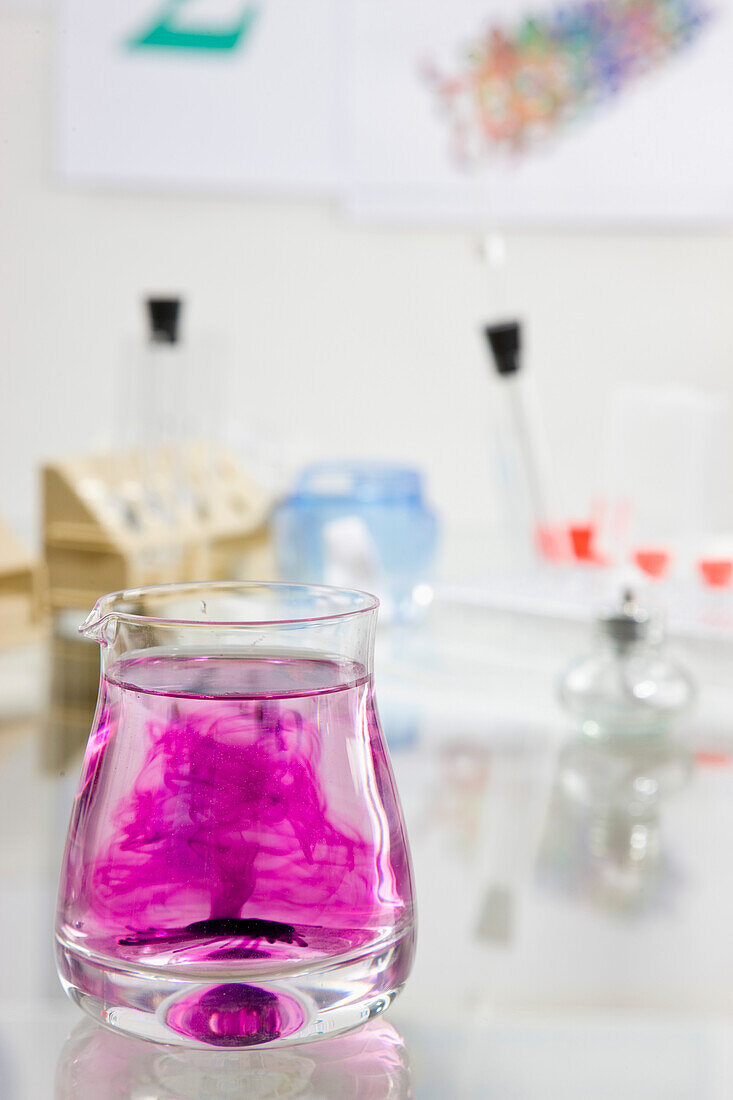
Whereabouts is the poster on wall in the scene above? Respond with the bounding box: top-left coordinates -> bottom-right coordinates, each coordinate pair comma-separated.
342,0 -> 733,224
57,0 -> 339,192
56,0 -> 733,223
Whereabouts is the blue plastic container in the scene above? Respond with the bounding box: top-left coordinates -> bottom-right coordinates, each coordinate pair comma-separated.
273,463 -> 438,620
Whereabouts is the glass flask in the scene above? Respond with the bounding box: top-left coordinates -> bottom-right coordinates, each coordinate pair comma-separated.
55,582 -> 415,1048
558,590 -> 695,739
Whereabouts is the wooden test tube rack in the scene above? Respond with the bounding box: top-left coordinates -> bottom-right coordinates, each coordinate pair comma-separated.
0,518 -> 44,652
42,445 -> 274,767
42,445 -> 274,609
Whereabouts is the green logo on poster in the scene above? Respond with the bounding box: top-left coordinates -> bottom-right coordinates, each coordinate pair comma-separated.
129,1 -> 258,52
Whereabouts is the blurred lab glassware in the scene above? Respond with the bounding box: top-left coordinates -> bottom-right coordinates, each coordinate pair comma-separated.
55,582 -> 415,1047
483,322 -> 569,564
121,297 -> 228,528
559,590 -> 695,740
551,730 -> 693,911
273,463 -> 437,620
600,385 -> 728,576
55,1016 -> 412,1100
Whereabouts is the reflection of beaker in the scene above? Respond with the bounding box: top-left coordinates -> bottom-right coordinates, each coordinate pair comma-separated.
44,610 -> 100,772
55,1018 -> 413,1100
546,734 -> 693,912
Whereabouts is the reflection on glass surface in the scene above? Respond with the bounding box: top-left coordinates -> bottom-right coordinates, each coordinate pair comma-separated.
538,733 -> 693,912
55,1017 -> 412,1100
399,1020 -> 708,1099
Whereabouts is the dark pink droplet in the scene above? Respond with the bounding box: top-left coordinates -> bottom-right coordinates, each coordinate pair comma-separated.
164,983 -> 305,1047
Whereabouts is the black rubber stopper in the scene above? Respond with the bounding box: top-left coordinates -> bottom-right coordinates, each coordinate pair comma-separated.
484,321 -> 521,375
146,297 -> 182,344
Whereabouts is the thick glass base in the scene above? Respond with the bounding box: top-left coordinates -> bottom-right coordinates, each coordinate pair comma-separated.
56,929 -> 414,1049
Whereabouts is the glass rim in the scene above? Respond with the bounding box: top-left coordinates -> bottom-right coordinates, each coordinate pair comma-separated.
80,581 -> 380,635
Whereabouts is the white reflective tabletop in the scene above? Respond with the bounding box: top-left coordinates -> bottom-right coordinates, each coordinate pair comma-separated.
3,601 -> 733,1098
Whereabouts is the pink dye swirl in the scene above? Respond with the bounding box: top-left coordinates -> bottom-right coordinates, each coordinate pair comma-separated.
57,654 -> 413,973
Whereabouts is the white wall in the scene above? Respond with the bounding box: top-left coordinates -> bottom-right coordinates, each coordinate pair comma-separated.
2,9 -> 733,550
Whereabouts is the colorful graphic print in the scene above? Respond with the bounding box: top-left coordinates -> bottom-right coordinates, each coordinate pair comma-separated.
426,0 -> 711,161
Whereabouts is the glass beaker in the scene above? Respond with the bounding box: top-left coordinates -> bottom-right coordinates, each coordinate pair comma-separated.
55,582 -> 415,1048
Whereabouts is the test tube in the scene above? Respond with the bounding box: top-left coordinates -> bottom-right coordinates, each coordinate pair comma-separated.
600,385 -> 728,581
483,321 -> 568,562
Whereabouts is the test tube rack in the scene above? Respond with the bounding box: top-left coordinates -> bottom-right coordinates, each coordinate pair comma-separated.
0,519 -> 45,753
0,518 -> 44,651
42,445 -> 274,610
41,446 -> 274,769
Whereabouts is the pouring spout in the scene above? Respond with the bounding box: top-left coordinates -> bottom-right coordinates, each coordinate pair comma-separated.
79,597 -> 117,645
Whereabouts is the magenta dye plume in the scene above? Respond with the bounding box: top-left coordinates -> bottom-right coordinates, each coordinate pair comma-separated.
58,654 -> 413,985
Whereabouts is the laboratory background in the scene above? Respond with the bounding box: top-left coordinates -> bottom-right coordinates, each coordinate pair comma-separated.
2,0 -> 733,1096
